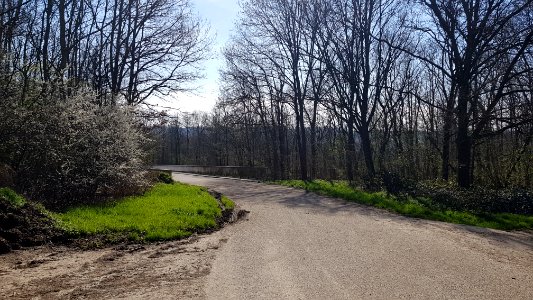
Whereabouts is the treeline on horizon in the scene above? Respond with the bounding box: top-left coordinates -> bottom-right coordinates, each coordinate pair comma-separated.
156,0 -> 533,190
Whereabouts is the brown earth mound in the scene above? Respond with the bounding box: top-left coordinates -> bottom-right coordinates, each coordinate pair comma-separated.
0,164 -> 15,188
0,198 -> 65,254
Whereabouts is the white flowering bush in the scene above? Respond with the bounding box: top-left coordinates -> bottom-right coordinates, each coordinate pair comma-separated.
0,91 -> 150,208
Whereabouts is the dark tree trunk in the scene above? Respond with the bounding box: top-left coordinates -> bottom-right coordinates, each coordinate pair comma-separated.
345,119 -> 356,182
295,106 -> 308,180
293,79 -> 308,180
42,0 -> 54,82
309,96 -> 319,180
359,123 -> 375,178
456,84 -> 472,188
58,0 -> 68,73
441,101 -> 454,180
310,126 -> 317,179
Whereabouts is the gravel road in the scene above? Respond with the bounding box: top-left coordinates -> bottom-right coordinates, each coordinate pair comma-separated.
173,173 -> 533,300
1,172 -> 531,299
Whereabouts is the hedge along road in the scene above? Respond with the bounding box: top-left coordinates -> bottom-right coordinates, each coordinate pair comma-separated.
172,172 -> 533,300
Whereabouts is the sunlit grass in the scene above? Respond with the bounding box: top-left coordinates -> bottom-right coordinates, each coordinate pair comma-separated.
275,180 -> 533,230
221,195 -> 235,210
55,182 -> 234,241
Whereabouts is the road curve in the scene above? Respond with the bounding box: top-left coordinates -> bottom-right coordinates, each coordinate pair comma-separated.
173,173 -> 533,300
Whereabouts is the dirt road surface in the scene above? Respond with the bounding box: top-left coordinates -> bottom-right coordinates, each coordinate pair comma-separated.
1,173 -> 532,299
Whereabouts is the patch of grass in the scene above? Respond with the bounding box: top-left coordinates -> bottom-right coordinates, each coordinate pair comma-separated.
0,187 -> 26,207
275,180 -> 533,230
55,182 -> 232,242
221,195 -> 235,210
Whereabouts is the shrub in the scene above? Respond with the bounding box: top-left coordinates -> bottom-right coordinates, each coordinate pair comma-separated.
0,90 -> 150,208
415,181 -> 533,215
157,172 -> 174,184
381,171 -> 416,196
362,174 -> 383,192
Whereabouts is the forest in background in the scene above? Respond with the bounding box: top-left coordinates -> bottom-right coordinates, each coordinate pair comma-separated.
156,0 -> 533,190
0,0 -> 532,207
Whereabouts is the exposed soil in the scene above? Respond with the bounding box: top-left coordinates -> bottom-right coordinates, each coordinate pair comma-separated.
0,232 -> 232,299
0,199 -> 66,254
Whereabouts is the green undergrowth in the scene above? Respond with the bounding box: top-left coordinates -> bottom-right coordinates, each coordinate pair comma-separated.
55,182 -> 235,242
275,180 -> 533,231
0,187 -> 26,207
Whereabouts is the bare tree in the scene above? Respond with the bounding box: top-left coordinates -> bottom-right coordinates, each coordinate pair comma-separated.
414,0 -> 533,187
321,0 -> 407,179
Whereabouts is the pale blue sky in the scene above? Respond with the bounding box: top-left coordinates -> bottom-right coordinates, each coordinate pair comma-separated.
149,0 -> 240,113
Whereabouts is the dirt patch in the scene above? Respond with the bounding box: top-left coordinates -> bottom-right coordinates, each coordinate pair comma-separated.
0,187 -> 248,298
0,199 -> 66,254
209,189 -> 250,225
0,232 -> 231,299
0,184 -> 249,298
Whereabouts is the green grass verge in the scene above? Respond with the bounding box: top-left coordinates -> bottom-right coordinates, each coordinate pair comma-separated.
221,195 -> 235,210
275,180 -> 533,231
55,182 -> 235,242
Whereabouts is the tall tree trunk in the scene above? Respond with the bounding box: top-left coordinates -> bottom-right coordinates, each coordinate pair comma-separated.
310,127 -> 317,179
58,0 -> 68,73
294,83 -> 308,180
441,103 -> 453,180
309,97 -> 319,179
360,122 -> 375,178
42,0 -> 54,82
270,125 -> 280,180
456,84 -> 472,187
295,106 -> 308,180
345,118 -> 356,182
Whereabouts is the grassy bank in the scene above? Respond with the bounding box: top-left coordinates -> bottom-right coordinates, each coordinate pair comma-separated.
275,180 -> 533,231
55,182 -> 235,242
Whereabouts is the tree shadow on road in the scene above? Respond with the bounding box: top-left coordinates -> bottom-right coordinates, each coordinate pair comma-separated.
171,174 -> 533,253
272,187 -> 533,252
